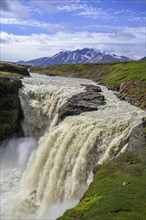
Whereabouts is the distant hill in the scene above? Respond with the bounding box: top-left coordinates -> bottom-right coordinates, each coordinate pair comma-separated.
17,48 -> 132,66
139,56 -> 146,61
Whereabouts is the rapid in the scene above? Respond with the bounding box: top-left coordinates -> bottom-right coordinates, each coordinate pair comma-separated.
0,73 -> 146,219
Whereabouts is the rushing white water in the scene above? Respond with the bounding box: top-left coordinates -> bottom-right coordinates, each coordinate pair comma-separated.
0,73 -> 146,220
19,73 -> 88,137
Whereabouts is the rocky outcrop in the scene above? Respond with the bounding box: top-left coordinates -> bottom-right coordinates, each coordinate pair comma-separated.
0,75 -> 23,142
58,85 -> 105,120
106,84 -> 120,92
119,81 -> 146,110
81,84 -> 102,92
0,62 -> 30,77
127,117 -> 146,154
106,80 -> 146,110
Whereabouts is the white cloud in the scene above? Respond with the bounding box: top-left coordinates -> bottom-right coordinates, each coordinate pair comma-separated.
57,4 -> 86,12
76,7 -> 110,19
32,0 -> 70,14
57,1 -> 111,19
1,28 -> 145,62
0,17 -> 70,32
32,0 -> 58,14
1,0 -> 30,18
114,10 -> 125,15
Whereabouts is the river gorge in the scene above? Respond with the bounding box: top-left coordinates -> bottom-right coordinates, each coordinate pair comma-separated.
1,73 -> 146,220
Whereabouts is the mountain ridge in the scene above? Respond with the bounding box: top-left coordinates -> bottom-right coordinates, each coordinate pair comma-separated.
17,48 -> 132,66
139,56 -> 146,61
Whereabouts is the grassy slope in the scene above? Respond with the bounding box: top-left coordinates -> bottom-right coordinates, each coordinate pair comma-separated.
31,61 -> 146,109
58,149 -> 146,220
30,61 -> 146,82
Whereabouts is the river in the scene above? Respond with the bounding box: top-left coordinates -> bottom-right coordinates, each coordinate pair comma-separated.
0,73 -> 145,219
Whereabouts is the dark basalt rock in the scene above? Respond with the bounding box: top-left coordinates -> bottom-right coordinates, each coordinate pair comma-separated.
58,85 -> 105,121
127,117 -> 146,153
81,84 -> 102,92
0,75 -> 23,142
0,76 -> 22,97
107,84 -> 120,92
47,73 -> 56,76
114,92 -> 126,101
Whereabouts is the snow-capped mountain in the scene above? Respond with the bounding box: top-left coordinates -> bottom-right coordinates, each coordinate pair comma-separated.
139,56 -> 146,61
17,57 -> 50,66
17,48 -> 132,66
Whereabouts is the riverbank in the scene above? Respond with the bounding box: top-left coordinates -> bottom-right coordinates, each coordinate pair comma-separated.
31,61 -> 146,110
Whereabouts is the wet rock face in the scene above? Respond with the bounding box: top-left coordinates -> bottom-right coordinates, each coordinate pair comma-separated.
127,117 -> 146,153
58,85 -> 105,121
0,75 -> 23,142
80,84 -> 102,92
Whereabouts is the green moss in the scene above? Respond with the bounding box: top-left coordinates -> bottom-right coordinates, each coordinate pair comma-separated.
143,127 -> 146,134
118,151 -> 142,164
74,195 -> 103,212
0,71 -> 18,75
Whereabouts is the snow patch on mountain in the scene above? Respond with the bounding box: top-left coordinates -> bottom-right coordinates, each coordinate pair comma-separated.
17,48 -> 132,66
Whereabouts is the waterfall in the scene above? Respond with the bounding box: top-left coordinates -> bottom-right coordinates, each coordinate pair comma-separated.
1,73 -> 146,220
19,74 -> 86,137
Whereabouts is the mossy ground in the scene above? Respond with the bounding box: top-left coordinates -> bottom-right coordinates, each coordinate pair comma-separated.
58,150 -> 146,220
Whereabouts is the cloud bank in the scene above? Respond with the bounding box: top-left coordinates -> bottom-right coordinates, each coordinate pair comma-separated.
0,0 -> 145,61
1,27 -> 145,61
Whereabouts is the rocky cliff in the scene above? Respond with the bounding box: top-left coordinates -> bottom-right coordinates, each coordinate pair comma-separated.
0,62 -> 30,76
0,62 -> 30,142
0,75 -> 23,142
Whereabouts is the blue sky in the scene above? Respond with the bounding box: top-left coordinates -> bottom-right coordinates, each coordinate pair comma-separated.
0,0 -> 145,61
